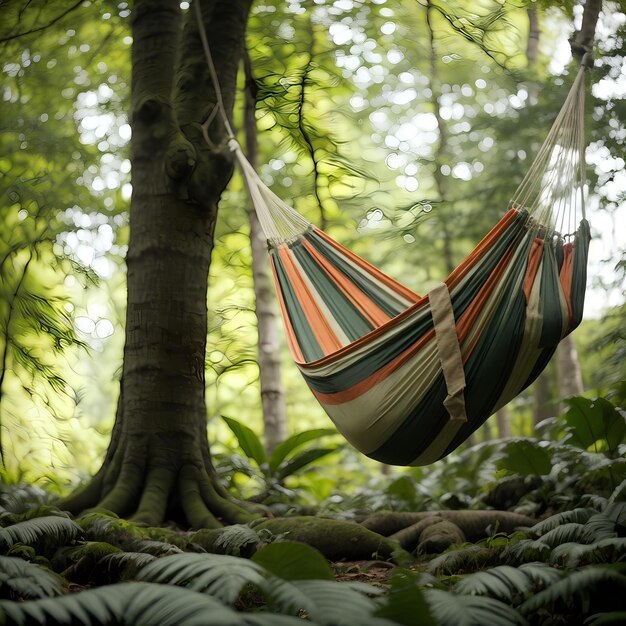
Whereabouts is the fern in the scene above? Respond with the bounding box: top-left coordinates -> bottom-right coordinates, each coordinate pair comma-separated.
0,581 -> 306,625
99,552 -> 157,580
502,538 -> 551,565
427,545 -> 496,576
137,552 -> 267,604
454,562 -> 561,604
531,508 -> 596,535
551,538 -> 626,568
0,485 -> 51,514
264,578 -> 386,626
214,524 -> 263,556
0,555 -> 63,600
520,567 -> 626,615
537,523 -> 591,548
425,588 -> 529,626
0,516 -> 82,552
130,539 -> 183,556
585,611 -> 626,625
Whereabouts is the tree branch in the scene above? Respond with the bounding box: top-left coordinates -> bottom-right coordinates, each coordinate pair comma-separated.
0,0 -> 84,43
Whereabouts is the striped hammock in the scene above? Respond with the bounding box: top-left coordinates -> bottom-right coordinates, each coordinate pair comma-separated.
231,65 -> 591,466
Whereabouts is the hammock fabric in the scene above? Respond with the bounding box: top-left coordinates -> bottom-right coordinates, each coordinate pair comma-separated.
230,64 -> 591,466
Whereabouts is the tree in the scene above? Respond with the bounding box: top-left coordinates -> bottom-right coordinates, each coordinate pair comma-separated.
59,0 -> 259,527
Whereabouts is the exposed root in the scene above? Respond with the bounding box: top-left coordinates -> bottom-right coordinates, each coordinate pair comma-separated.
361,510 -> 534,541
59,449 -> 262,529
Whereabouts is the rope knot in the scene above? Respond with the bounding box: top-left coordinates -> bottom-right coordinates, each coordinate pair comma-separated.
228,138 -> 240,152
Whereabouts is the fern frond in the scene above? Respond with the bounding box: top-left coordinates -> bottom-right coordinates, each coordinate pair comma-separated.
502,539 -> 551,565
531,508 -> 596,536
214,524 -> 263,556
0,485 -> 51,514
455,562 -> 561,604
0,555 -> 63,599
131,539 -> 183,556
585,611 -> 626,625
551,538 -> 626,568
265,577 -> 385,626
427,545 -> 496,576
538,523 -> 590,548
0,581 -> 250,625
425,588 -> 529,626
99,552 -> 157,580
0,516 -> 82,551
585,503 -> 626,542
137,553 -> 266,605
520,567 -> 626,615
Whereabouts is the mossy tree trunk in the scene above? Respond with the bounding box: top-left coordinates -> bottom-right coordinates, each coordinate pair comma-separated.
61,0 -> 255,528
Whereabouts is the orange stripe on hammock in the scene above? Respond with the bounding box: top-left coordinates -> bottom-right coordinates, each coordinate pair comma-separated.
300,238 -> 391,328
559,243 -> 575,324
270,254 -> 305,363
277,245 -> 344,356
297,209 -> 522,370
313,227 -> 421,304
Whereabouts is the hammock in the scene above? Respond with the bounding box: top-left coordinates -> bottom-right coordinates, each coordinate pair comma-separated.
229,64 -> 591,466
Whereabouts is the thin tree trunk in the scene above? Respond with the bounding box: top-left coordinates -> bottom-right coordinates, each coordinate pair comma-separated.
533,370 -> 553,427
496,406 -> 512,439
243,51 -> 288,453
526,7 -> 540,67
558,334 -> 584,398
61,0 -> 257,528
426,0 -> 455,276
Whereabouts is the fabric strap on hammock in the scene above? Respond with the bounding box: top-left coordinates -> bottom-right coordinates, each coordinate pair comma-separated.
429,282 -> 467,424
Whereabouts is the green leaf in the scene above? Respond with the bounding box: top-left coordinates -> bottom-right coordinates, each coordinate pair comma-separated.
222,416 -> 267,468
376,569 -> 438,626
268,428 -> 337,474
252,541 -> 333,580
563,397 -> 626,454
496,439 -> 552,476
274,447 -> 340,482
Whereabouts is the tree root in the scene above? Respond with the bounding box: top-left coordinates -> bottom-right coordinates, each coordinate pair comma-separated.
59,446 -> 261,529
361,510 -> 534,542
252,516 -> 410,564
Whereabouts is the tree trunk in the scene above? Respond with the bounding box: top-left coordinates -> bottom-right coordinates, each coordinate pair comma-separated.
533,369 -> 554,427
526,7 -> 540,67
243,51 -> 288,453
61,0 -> 257,528
496,406 -> 512,439
558,334 -> 584,398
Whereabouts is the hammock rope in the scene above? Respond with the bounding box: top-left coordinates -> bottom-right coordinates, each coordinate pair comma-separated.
194,1 -> 594,465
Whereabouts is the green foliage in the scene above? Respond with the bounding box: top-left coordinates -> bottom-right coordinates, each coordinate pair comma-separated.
424,588 -> 529,626
221,416 -> 342,493
251,541 -> 334,580
496,439 -> 553,476
0,555 -> 63,600
0,516 -> 81,554
562,397 -> 626,456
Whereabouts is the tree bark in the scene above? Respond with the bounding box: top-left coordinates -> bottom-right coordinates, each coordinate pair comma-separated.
61,0 -> 257,528
526,7 -> 540,68
496,406 -> 512,439
243,50 -> 288,453
558,334 -> 584,398
533,369 -> 554,427
425,1 -> 455,275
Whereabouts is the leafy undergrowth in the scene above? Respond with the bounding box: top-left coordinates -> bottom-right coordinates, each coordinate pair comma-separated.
0,393 -> 625,625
